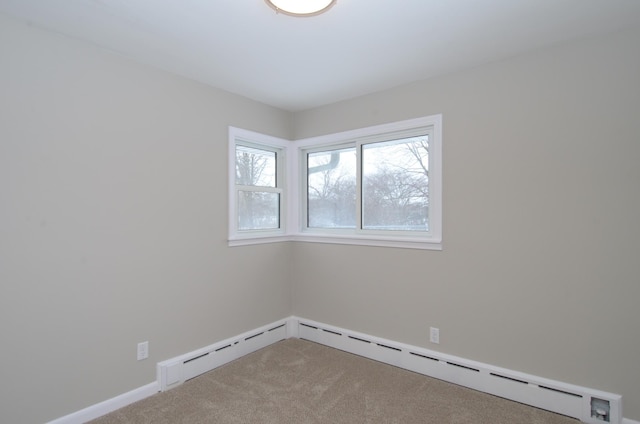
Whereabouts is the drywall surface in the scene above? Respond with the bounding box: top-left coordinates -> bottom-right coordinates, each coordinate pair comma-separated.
2,9 -> 639,423
292,27 -> 640,420
0,14 -> 292,424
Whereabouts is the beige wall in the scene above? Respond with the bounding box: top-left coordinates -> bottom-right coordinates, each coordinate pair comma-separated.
0,14 -> 293,424
292,27 -> 640,420
2,10 -> 640,423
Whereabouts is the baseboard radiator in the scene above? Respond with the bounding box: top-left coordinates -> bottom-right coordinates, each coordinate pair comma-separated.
157,316 -> 623,424
157,319 -> 290,391
293,317 -> 623,424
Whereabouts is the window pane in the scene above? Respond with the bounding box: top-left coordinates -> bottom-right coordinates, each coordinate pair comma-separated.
238,191 -> 279,230
236,145 -> 276,187
307,147 -> 357,228
362,136 -> 429,231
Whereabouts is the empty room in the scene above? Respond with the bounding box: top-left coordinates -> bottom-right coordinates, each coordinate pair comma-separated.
1,1 -> 639,423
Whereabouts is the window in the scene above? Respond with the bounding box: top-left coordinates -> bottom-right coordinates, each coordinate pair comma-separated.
236,145 -> 279,230
361,135 -> 430,232
307,146 -> 357,229
228,128 -> 289,245
298,115 -> 441,249
229,115 -> 442,249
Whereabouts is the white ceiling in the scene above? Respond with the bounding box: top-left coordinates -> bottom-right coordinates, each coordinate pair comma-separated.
2,0 -> 640,111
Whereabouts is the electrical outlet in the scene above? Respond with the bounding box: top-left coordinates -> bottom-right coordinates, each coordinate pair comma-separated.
137,341 -> 149,360
430,327 -> 440,344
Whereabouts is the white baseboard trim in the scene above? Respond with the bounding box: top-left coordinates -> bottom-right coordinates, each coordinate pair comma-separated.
47,316 -> 636,424
46,382 -> 158,424
47,318 -> 291,424
290,316 -> 626,424
156,318 -> 290,391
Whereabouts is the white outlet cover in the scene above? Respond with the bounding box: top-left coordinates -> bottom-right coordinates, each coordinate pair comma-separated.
137,341 -> 149,360
430,327 -> 440,344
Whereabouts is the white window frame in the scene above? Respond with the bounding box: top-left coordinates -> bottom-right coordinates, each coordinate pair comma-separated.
228,114 -> 442,250
228,127 -> 291,246
294,115 -> 442,250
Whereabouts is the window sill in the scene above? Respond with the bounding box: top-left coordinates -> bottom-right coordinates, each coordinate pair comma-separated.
228,233 -> 442,250
228,235 -> 291,247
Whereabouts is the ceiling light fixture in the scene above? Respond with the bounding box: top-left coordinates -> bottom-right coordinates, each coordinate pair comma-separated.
265,0 -> 337,17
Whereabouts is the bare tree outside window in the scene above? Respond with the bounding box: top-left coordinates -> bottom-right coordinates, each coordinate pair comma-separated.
307,148 -> 356,228
236,145 -> 276,187
362,136 -> 429,231
235,145 -> 279,230
306,136 -> 429,231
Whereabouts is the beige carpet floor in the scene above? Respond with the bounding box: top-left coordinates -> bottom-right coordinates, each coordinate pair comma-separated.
89,338 -> 579,424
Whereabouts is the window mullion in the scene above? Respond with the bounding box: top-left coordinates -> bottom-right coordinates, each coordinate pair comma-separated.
235,185 -> 282,193
355,141 -> 363,233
